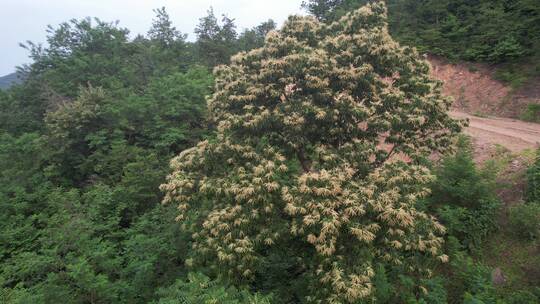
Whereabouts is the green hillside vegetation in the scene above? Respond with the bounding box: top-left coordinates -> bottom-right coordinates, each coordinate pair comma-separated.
1,2 -> 539,303
303,0 -> 540,86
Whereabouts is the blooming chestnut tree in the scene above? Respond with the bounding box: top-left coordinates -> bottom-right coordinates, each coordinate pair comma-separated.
161,2 -> 462,302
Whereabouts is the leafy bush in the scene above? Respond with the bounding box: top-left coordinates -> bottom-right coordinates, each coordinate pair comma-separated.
526,149 -> 540,202
372,264 -> 392,303
430,136 -> 500,249
154,273 -> 272,304
438,201 -> 499,250
504,290 -> 540,304
449,253 -> 497,304
520,104 -> 540,123
431,137 -> 498,209
509,150 -> 540,240
508,203 -> 540,241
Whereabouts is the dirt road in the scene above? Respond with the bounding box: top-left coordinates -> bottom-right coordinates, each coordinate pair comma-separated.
450,111 -> 540,154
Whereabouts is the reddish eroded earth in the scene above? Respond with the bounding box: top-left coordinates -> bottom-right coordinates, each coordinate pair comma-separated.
425,57 -> 540,158
428,56 -> 539,119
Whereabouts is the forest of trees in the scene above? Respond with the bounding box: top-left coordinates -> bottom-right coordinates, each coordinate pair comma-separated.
303,0 -> 540,62
1,1 -> 539,303
303,0 -> 540,88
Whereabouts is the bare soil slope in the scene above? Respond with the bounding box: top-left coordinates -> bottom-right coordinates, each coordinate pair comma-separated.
429,56 -> 539,118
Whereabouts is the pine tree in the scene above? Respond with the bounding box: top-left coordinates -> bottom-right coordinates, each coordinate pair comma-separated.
194,8 -> 238,67
237,20 -> 277,52
148,7 -> 186,47
161,2 -> 462,302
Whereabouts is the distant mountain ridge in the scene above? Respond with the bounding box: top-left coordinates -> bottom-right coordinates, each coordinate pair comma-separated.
0,72 -> 22,89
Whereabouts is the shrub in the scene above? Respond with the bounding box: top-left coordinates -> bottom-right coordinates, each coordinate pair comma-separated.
431,136 -> 498,210
449,253 -> 497,304
508,202 -> 540,241
430,136 -> 500,249
520,104 -> 540,123
504,290 -> 540,304
372,264 -> 392,303
526,149 -> 540,202
418,277 -> 448,304
438,201 -> 499,250
154,273 -> 272,304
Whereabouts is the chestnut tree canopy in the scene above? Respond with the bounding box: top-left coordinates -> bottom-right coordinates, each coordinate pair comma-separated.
161,2 -> 462,302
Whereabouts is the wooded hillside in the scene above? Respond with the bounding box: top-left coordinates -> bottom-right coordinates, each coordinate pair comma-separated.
1,2 -> 539,303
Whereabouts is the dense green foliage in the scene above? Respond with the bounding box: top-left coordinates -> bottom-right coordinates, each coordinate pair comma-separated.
520,104 -> 540,123
422,140 -> 539,303
1,2 -> 539,303
302,0 -> 540,63
509,202 -> 540,240
526,148 -> 540,203
154,273 -> 272,304
508,149 -> 540,241
429,137 -> 500,250
0,8 -> 272,304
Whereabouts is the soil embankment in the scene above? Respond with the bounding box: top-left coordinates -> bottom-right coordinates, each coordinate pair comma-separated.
429,56 -> 539,119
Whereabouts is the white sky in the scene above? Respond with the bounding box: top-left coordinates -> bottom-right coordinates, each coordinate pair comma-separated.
0,0 -> 305,75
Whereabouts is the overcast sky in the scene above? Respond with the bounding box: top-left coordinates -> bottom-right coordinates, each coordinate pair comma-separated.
0,0 -> 304,76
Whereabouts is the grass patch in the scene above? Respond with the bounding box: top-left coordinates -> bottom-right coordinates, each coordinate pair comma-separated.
479,218 -> 540,293
473,111 -> 488,118
477,149 -> 540,294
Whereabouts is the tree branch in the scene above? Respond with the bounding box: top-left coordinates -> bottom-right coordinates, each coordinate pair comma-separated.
297,147 -> 312,173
